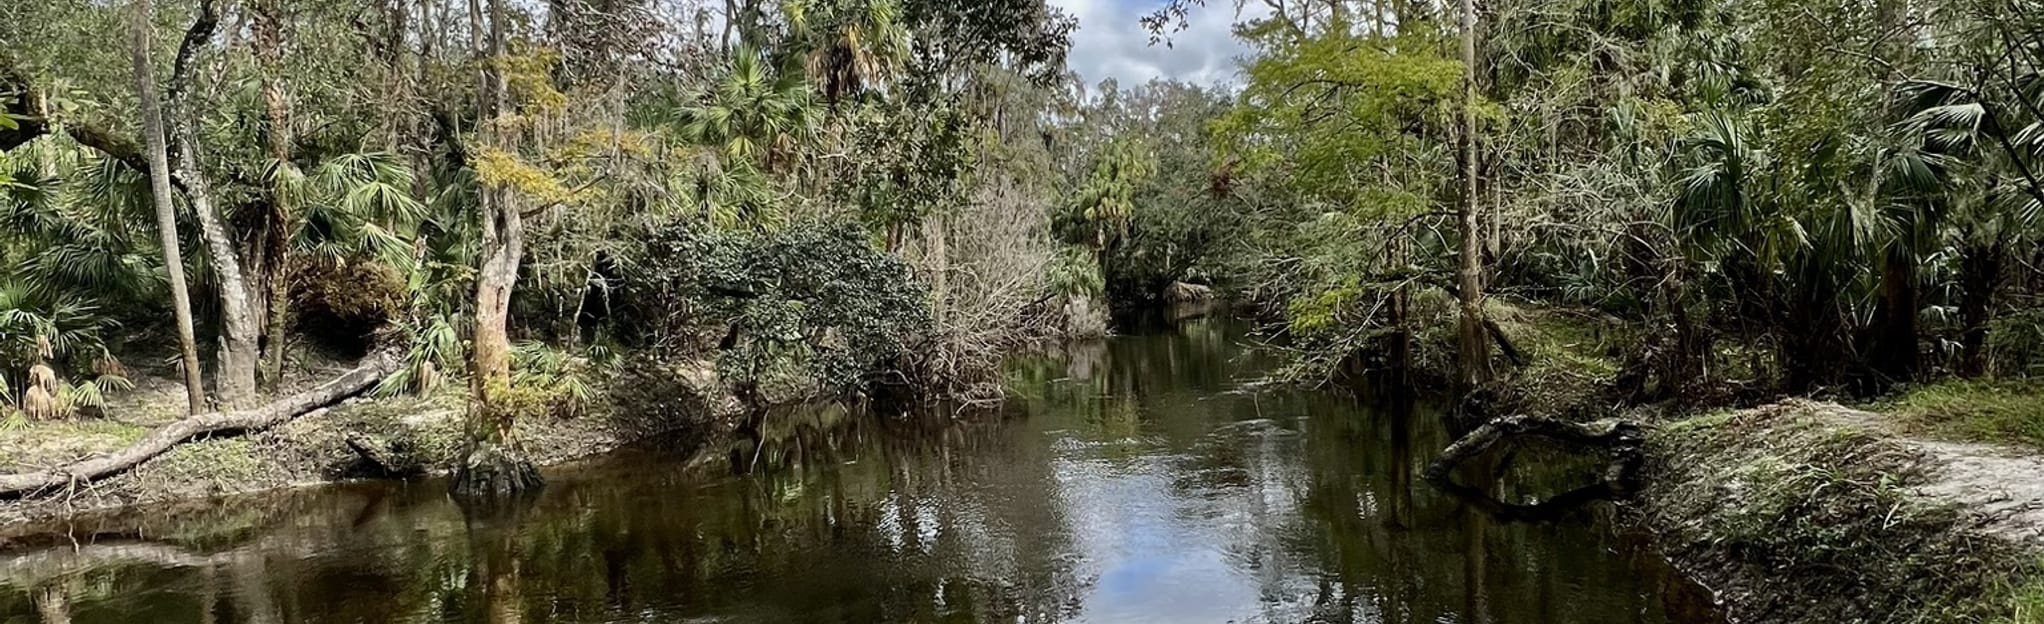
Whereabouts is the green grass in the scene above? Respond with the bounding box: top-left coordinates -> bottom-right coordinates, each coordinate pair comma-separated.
1993,569 -> 2044,624
146,438 -> 265,485
1486,302 -> 1628,418
0,419 -> 152,469
1876,378 -> 2044,449
1648,403 -> 2036,623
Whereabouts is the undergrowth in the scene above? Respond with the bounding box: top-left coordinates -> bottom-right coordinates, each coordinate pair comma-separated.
1647,403 -> 2042,623
1874,378 -> 2044,450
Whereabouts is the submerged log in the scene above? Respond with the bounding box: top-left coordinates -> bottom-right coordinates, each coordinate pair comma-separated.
0,353 -> 400,497
1423,415 -> 1647,503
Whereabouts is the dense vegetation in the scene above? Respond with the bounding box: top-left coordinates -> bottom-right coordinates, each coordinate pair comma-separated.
0,0 -> 1102,492
1,0 -> 2041,497
1121,0 -> 2044,412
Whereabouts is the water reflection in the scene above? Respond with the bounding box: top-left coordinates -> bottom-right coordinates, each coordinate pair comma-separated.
0,316 -> 1720,623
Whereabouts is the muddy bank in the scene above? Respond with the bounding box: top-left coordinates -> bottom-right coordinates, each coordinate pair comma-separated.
1637,399 -> 2044,623
0,359 -> 752,531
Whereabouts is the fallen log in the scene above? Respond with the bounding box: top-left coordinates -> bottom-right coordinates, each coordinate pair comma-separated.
0,353 -> 401,498
1423,414 -> 1647,503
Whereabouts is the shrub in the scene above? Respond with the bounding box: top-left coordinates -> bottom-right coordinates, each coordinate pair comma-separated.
290,257 -> 406,354
616,221 -> 933,399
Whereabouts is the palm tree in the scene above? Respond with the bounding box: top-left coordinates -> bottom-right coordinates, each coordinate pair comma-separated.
784,0 -> 910,107
1067,138 -> 1153,261
676,48 -> 823,172
266,151 -> 425,372
1898,66 -> 2044,376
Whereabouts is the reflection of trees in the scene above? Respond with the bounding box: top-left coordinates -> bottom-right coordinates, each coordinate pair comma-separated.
1267,390 -> 1717,624
0,397 -> 1089,623
0,319 -> 1718,624
32,582 -> 68,624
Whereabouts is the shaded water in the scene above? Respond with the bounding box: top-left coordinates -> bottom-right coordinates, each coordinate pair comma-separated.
0,316 -> 1722,623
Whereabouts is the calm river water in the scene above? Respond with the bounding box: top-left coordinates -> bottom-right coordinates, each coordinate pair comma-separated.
0,315 -> 1721,623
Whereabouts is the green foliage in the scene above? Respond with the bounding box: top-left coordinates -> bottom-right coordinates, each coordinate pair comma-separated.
785,0 -> 911,104
1061,137 -> 1155,250
1045,246 -> 1104,298
1989,309 -> 2044,377
622,221 -> 933,396
509,341 -> 601,418
376,313 -> 466,398
674,48 -> 822,172
1878,379 -> 2044,449
1217,30 -> 1462,206
837,93 -> 976,244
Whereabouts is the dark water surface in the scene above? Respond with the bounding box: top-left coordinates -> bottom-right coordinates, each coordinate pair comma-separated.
0,317 -> 1722,624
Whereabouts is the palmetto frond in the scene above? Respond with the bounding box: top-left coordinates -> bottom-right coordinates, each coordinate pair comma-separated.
676,47 -> 821,174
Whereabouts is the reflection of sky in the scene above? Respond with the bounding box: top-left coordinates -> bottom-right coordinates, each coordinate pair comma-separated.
1048,396 -> 1296,623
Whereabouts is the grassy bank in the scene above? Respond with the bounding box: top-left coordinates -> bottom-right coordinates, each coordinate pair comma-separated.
1641,401 -> 2044,623
1872,379 -> 2044,450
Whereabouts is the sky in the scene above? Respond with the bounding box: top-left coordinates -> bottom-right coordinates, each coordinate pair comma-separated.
1047,0 -> 1264,89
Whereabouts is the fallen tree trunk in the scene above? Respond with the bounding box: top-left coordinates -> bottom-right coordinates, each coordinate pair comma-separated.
1423,414 -> 1647,502
0,353 -> 400,497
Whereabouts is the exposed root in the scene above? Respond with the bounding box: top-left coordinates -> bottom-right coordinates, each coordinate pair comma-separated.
448,442 -> 543,501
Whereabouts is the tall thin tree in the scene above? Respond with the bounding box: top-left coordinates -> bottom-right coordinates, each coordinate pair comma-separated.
1456,0 -> 1491,388
251,0 -> 296,389
130,0 -> 207,414
453,0 -> 541,496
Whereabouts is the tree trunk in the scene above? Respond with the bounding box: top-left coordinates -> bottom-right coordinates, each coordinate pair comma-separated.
254,3 -> 294,368
1872,249 -> 1918,384
1424,415 -> 1648,507
926,212 -> 948,324
455,0 -> 541,498
1958,240 -> 2002,378
1866,0 -> 1916,389
253,0 -> 296,390
1455,0 -> 1491,389
130,0 -> 207,415
164,0 -> 261,408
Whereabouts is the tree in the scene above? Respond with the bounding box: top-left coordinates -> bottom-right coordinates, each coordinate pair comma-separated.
1064,137 -> 1154,264
128,0 -> 205,414
454,0 -> 544,497
1455,0 -> 1491,388
161,0 -> 262,408
785,0 -> 910,107
251,0 -> 297,389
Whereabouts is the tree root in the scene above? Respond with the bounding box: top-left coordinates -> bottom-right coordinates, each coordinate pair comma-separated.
0,353 -> 400,498
448,442 -> 543,502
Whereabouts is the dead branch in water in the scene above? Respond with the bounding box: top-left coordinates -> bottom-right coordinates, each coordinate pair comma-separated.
0,353 -> 401,498
1423,414 -> 1648,506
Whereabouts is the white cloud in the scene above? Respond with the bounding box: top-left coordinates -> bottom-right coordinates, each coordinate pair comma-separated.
1049,0 -> 1264,89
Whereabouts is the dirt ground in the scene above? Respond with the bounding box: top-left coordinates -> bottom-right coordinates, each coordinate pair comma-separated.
0,354 -> 745,530
1641,398 -> 2044,624
1820,402 -> 2044,546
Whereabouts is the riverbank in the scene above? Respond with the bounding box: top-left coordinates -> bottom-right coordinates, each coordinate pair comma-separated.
1638,399 -> 2044,623
0,356 -> 754,529
0,315 -> 1722,623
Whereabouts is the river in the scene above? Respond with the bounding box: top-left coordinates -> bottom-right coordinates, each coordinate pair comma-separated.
0,315 -> 1721,623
